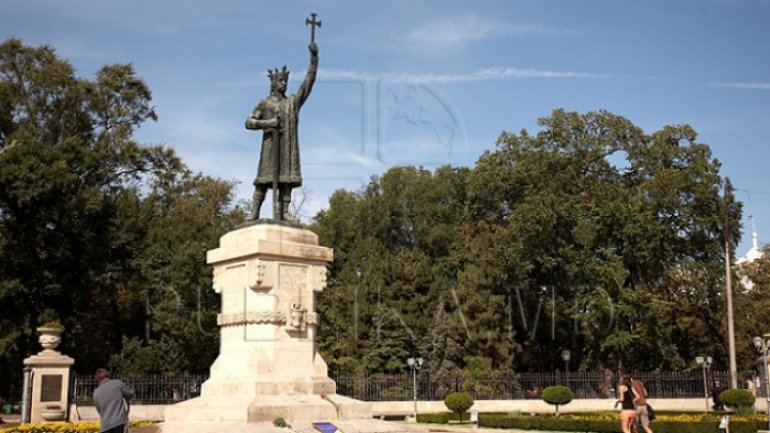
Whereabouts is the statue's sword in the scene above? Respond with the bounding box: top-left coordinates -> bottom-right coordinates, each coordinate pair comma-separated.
271,124 -> 280,220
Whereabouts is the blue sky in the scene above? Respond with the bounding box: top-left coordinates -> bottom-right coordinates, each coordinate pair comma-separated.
2,0 -> 769,256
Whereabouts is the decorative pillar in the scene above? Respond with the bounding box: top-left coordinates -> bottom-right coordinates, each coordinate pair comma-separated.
23,326 -> 74,423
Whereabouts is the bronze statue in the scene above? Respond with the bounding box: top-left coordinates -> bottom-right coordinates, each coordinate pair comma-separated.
245,14 -> 321,221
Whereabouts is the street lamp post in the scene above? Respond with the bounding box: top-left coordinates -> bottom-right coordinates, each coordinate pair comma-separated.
753,334 -> 770,431
407,357 -> 423,421
561,349 -> 571,373
354,267 -> 362,340
696,356 -> 713,411
561,349 -> 571,388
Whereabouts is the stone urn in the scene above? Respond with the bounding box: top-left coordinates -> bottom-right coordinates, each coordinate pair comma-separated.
37,326 -> 64,353
40,406 -> 65,421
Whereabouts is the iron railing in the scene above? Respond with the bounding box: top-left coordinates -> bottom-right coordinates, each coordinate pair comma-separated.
71,370 -> 757,404
72,373 -> 206,405
333,370 -> 758,402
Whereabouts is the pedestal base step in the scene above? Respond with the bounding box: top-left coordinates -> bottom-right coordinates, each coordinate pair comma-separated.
164,394 -> 371,424
151,419 -> 428,433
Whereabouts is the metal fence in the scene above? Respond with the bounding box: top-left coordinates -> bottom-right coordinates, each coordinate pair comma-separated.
333,370 -> 757,402
72,373 -> 206,405
71,370 -> 757,404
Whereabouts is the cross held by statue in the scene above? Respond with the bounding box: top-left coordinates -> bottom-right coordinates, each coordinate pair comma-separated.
306,13 -> 321,43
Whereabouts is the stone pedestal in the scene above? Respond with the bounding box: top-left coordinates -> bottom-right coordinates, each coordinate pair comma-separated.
24,327 -> 74,423
165,223 -> 371,424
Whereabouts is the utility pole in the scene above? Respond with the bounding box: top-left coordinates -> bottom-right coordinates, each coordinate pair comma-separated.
723,178 -> 738,389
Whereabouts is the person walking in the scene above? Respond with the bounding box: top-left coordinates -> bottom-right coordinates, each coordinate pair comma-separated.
615,375 -> 637,433
93,368 -> 134,433
630,376 -> 653,433
746,375 -> 758,411
711,380 -> 724,410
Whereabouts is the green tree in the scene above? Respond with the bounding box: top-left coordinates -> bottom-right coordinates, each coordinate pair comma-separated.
313,108 -> 742,376
467,110 -> 738,372
0,39 -> 239,398
313,166 -> 472,373
734,245 -> 770,368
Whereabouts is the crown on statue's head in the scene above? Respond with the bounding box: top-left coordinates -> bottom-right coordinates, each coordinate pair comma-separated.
268,66 -> 289,81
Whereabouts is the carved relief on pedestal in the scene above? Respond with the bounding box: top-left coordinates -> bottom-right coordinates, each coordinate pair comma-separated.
247,259 -> 272,291
212,267 -> 224,294
287,303 -> 306,331
305,312 -> 319,326
279,264 -> 309,333
279,264 -> 307,306
217,310 -> 287,327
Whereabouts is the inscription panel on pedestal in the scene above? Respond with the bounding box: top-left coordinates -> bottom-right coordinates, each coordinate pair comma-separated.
279,264 -> 310,332
41,374 -> 63,402
279,264 -> 307,308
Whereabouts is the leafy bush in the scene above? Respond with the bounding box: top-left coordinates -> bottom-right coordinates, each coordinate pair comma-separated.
444,391 -> 474,422
272,417 -> 288,427
478,412 -> 766,433
462,356 -> 494,396
720,388 -> 756,415
541,385 -> 573,417
416,412 -> 452,424
40,321 -> 63,329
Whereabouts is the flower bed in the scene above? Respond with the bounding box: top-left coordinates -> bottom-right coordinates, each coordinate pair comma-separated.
0,421 -> 154,433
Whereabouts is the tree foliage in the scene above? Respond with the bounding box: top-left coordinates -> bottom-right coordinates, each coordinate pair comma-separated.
719,388 -> 756,415
0,39 -> 241,399
1,38 -> 763,405
314,109 -> 748,376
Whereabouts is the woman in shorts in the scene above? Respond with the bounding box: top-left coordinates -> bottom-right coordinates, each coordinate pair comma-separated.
615,375 -> 637,433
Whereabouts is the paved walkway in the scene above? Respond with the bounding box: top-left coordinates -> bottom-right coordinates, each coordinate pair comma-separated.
0,417 -> 572,433
414,423 -> 570,433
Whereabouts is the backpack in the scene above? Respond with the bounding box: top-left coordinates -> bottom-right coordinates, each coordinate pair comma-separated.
647,403 -> 656,422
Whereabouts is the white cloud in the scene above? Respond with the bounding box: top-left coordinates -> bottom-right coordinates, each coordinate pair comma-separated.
710,81 -> 770,90
405,14 -> 572,50
319,66 -> 609,84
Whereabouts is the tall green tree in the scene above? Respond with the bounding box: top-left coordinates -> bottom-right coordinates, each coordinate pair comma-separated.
0,39 -> 239,398
735,246 -> 770,368
313,109 -> 743,376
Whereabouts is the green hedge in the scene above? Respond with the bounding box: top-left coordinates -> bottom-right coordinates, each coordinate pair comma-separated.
416,412 -> 453,424
478,413 -> 765,433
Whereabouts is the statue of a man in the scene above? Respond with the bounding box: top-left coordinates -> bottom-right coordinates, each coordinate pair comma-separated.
245,42 -> 318,221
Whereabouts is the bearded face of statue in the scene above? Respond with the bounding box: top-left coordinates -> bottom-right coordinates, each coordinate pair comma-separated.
271,76 -> 288,96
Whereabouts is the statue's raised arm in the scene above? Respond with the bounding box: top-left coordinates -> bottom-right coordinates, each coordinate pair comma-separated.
296,43 -> 318,107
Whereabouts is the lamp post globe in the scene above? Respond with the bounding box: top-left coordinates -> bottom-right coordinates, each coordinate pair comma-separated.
696,355 -> 712,411
406,357 -> 423,421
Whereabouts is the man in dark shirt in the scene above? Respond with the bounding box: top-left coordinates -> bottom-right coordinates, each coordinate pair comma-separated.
711,380 -> 725,410
93,368 -> 134,433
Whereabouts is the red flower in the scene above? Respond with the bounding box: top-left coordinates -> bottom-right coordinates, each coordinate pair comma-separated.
320,393 -> 328,399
